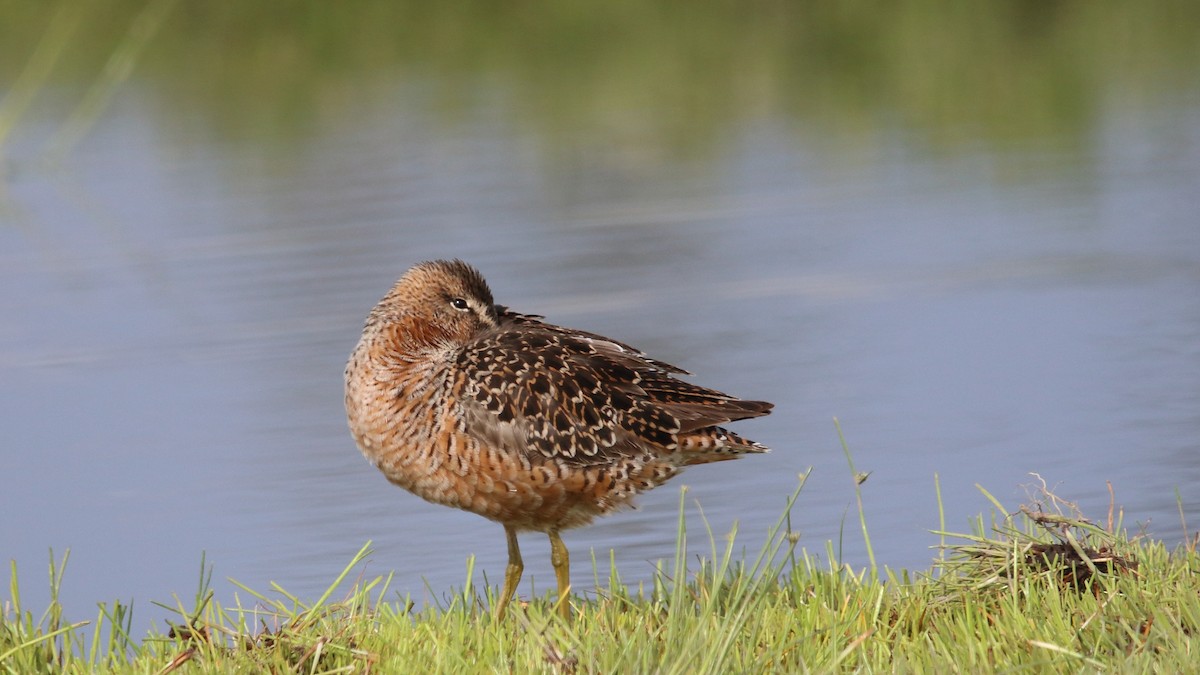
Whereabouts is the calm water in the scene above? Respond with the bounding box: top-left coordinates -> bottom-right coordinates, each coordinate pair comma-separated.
2,5 -> 1199,634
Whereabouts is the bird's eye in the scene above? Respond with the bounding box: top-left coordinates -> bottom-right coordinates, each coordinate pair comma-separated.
450,297 -> 470,312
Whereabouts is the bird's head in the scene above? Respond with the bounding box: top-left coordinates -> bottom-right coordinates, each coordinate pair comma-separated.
368,259 -> 500,350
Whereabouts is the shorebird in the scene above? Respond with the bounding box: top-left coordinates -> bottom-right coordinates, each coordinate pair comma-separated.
345,259 -> 772,619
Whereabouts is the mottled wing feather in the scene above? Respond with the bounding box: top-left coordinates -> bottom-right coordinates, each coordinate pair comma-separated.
455,315 -> 771,466
499,310 -> 689,374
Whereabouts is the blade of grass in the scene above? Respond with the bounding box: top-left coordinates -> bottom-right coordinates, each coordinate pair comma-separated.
0,620 -> 90,664
45,0 -> 179,162
296,541 -> 374,625
836,418 -> 876,575
0,3 -> 82,149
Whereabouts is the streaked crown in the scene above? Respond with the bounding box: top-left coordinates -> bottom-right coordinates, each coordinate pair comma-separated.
368,259 -> 499,346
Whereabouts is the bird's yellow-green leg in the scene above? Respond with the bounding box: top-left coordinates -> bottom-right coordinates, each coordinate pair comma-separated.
548,529 -> 571,620
496,524 -> 523,619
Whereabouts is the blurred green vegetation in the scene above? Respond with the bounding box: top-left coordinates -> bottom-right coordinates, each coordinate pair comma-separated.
1,0 -> 1198,157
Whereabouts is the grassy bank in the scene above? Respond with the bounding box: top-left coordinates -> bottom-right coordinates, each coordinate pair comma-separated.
3,476 -> 1197,673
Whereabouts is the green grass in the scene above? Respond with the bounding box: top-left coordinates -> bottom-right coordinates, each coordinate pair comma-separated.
3,474 -> 1198,673
4,1 -> 1200,158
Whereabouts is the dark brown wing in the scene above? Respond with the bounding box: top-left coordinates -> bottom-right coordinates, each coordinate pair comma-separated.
454,315 -> 772,466
495,310 -> 689,374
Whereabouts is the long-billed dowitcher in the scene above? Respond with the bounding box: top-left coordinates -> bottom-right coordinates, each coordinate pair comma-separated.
345,259 -> 772,619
